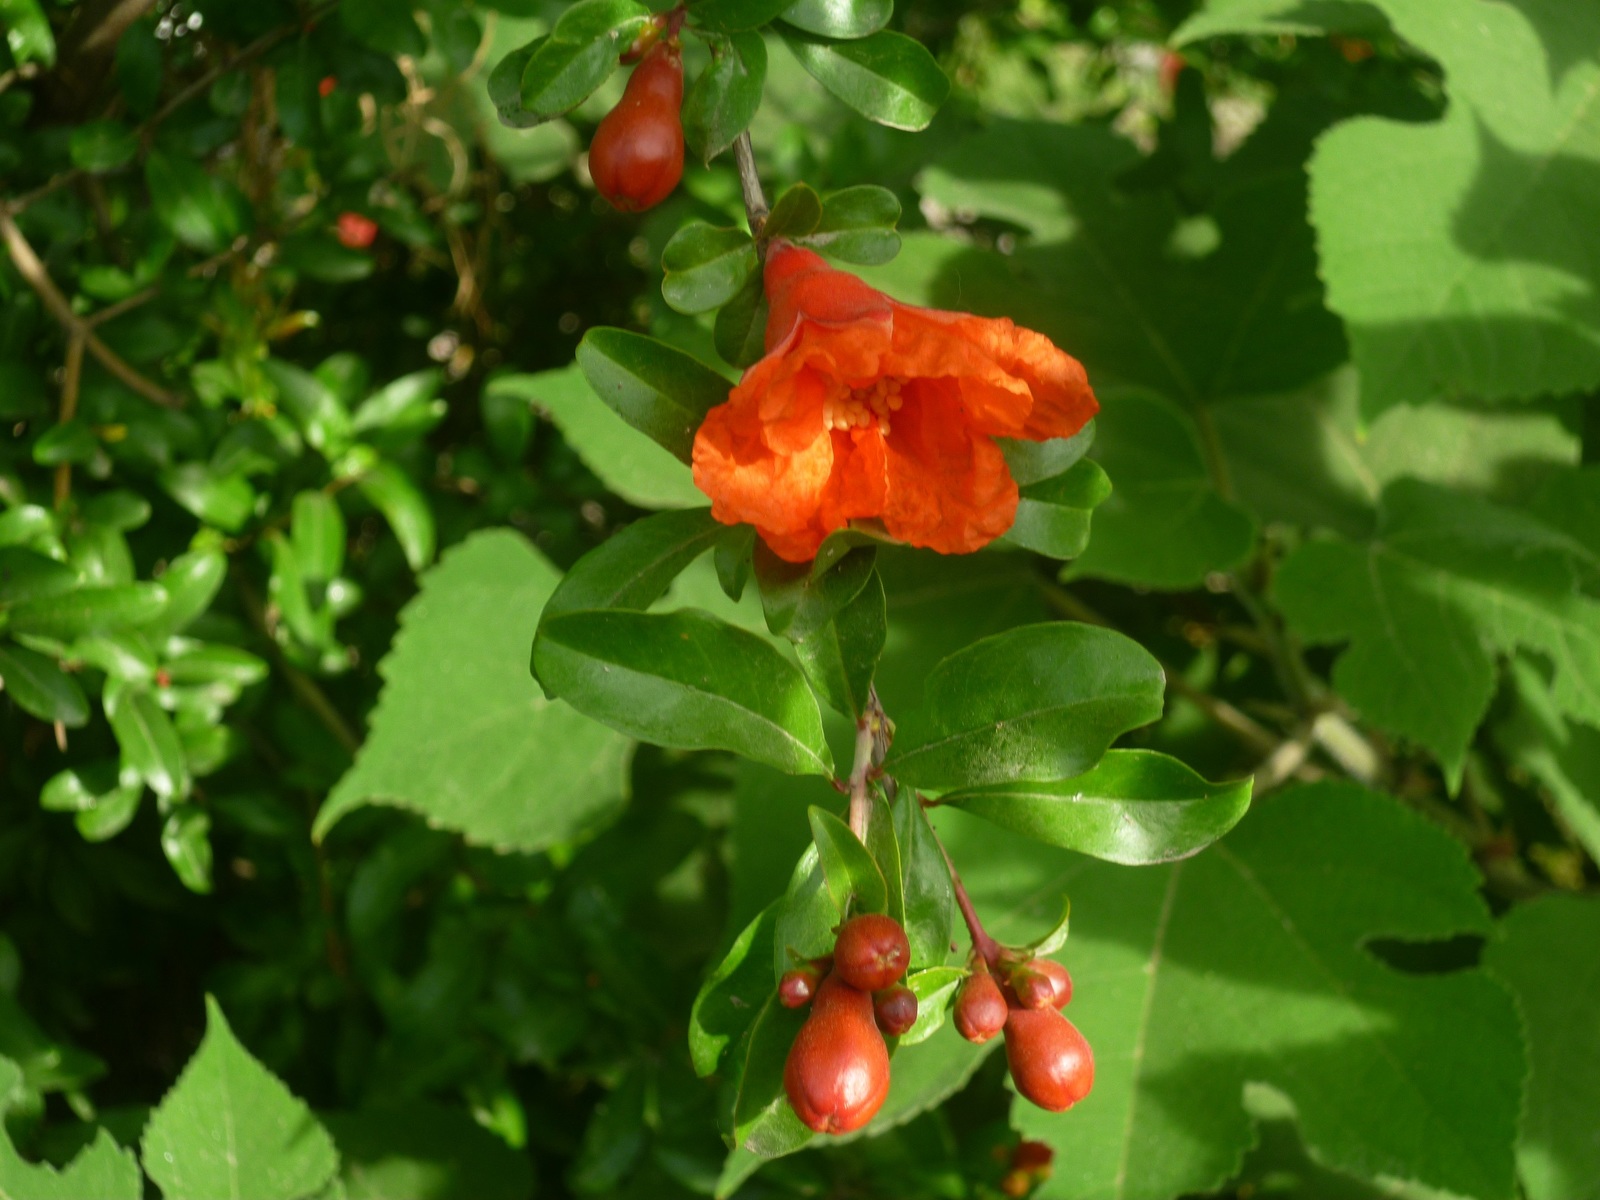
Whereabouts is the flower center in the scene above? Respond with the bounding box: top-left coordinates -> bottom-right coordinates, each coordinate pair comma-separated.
823,377 -> 904,436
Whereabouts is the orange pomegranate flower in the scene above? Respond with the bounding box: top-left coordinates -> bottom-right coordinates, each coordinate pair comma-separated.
691,243 -> 1098,563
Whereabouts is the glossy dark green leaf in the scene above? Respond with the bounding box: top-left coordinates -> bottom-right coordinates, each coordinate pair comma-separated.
782,29 -> 949,131
773,844 -> 837,973
107,687 -> 190,802
351,370 -> 446,441
1002,457 -> 1112,559
887,622 -> 1167,789
938,749 -> 1253,865
762,182 -> 823,241
8,583 -> 167,641
0,0 -> 56,67
724,994 -> 811,1162
145,151 -> 244,254
149,548 -> 227,638
999,421 -> 1095,487
714,270 -> 770,369
291,491 -> 345,585
794,567 -> 885,717
0,504 -> 57,551
682,31 -> 767,162
164,644 -> 269,690
0,643 -> 89,726
756,543 -> 874,640
715,526 -> 756,601
76,783 -> 143,841
900,965 -> 964,1045
781,0 -> 892,39
80,490 -> 152,532
162,808 -> 213,894
895,789 -> 953,969
534,608 -> 833,775
808,805 -> 888,915
262,359 -> 351,455
161,464 -> 256,533
576,328 -> 731,462
792,184 -> 901,264
688,0 -> 790,34
520,0 -> 652,118
0,547 -> 78,605
357,462 -> 435,572
40,761 -> 124,813
543,508 -> 724,622
488,37 -> 547,128
662,224 -> 758,315
69,631 -> 157,685
32,419 -> 98,466
690,903 -> 778,1077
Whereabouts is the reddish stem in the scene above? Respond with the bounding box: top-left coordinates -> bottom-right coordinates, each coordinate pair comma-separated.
935,831 -> 1001,966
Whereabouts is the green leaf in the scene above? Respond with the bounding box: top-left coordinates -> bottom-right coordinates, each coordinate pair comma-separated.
489,367 -> 703,509
8,583 -> 167,641
350,369 -> 446,442
161,464 -> 257,533
690,903 -> 778,1077
794,567 -> 885,718
543,508 -> 726,621
1002,457 -> 1111,560
575,328 -> 731,463
51,763 -> 143,840
898,965 -> 964,1045
0,644 -> 88,727
755,542 -> 874,640
937,782 -> 1522,1200
520,0 -> 651,118
886,622 -> 1166,789
894,789 -> 953,969
662,224 -> 759,315
714,269 -> 770,369
781,0 -> 892,39
1484,895 -> 1600,1200
68,120 -> 138,173
107,687 -> 189,802
687,0 -> 790,34
323,1102 -> 536,1200
807,805 -> 888,915
1492,655 -> 1600,867
1275,479 -> 1600,785
722,994 -> 811,1167
292,491 -> 346,585
782,29 -> 949,131
140,996 -> 339,1200
316,531 -> 633,852
357,461 -> 435,572
1305,1 -> 1600,413
937,749 -> 1252,865
762,182 -> 823,240
488,37 -> 548,128
1064,389 -> 1254,588
80,490 -> 152,532
340,0 -> 426,56
145,151 -> 243,254
792,184 -> 901,265
161,808 -> 213,894
0,547 -> 78,605
262,359 -> 351,456
772,844 -> 837,972
0,1121 -> 140,1200
1,0 -> 55,67
682,31 -> 767,162
1174,0 -> 1389,42
534,608 -> 833,776
31,419 -> 97,466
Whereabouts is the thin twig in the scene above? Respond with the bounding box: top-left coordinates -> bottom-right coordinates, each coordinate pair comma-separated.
732,132 -> 769,237
54,333 -> 86,509
0,209 -> 183,408
846,687 -> 890,841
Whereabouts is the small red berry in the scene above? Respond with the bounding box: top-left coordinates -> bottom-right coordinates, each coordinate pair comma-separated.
1012,959 -> 1072,1010
953,967 -> 1008,1044
1159,51 -> 1185,96
779,966 -> 822,1009
832,913 -> 910,993
336,212 -> 378,250
318,75 -> 337,98
588,41 -> 684,213
783,973 -> 890,1134
1003,1007 -> 1094,1113
873,984 -> 918,1037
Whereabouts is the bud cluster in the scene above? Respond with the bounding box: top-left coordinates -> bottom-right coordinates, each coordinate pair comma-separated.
953,953 -> 1092,1113
781,913 -> 916,1134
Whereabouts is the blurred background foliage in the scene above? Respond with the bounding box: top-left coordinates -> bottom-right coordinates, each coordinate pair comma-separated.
0,0 -> 1596,1198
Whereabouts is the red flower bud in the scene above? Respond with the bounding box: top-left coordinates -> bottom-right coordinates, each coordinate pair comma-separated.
953,968 -> 1008,1044
1003,1007 -> 1093,1112
873,984 -> 918,1037
1011,958 -> 1072,1010
783,973 -> 890,1134
336,212 -> 378,250
588,41 -> 683,213
832,913 -> 910,993
779,965 -> 822,1009
318,75 -> 337,98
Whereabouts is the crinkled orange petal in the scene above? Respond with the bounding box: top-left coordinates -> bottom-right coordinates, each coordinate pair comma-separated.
764,245 -> 892,352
